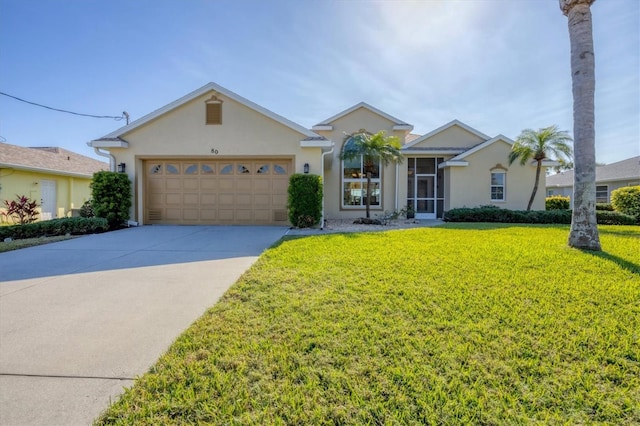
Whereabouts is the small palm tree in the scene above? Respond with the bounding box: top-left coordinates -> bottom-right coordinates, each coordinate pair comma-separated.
340,131 -> 403,219
509,125 -> 573,211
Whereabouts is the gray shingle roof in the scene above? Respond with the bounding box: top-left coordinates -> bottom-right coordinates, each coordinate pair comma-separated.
546,156 -> 640,187
0,142 -> 108,177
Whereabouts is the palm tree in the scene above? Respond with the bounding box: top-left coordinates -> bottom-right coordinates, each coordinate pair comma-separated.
560,0 -> 601,251
340,131 -> 403,219
509,125 -> 573,211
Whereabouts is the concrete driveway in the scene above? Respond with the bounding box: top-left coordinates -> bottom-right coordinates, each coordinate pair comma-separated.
0,225 -> 287,426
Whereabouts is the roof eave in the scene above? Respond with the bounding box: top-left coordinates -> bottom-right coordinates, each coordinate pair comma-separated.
392,124 -> 414,131
0,163 -> 98,178
300,139 -> 333,148
439,161 -> 469,168
88,140 -> 130,148
401,149 -> 466,155
311,125 -> 333,131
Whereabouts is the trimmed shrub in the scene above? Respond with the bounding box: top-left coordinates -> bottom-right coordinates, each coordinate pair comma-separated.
91,171 -> 132,229
443,207 -> 637,226
596,203 -> 614,211
595,211 -> 637,225
0,217 -> 109,241
80,199 -> 95,218
287,174 -> 323,228
610,186 -> 640,219
546,196 -> 570,210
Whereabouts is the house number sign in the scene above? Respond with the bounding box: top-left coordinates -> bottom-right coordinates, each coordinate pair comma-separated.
210,148 -> 219,154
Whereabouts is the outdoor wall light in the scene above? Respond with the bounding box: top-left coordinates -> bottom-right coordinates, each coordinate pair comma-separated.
303,163 -> 310,174
117,163 -> 126,173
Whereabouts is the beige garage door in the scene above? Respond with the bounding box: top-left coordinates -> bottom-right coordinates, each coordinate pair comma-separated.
144,159 -> 291,225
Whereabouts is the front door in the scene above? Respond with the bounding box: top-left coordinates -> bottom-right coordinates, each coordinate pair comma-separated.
416,175 -> 436,219
407,158 -> 444,219
40,179 -> 56,220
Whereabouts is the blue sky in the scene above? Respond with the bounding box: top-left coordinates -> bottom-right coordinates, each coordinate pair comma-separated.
1,0 -> 638,165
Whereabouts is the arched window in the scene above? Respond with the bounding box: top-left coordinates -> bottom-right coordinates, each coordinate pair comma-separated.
341,134 -> 381,208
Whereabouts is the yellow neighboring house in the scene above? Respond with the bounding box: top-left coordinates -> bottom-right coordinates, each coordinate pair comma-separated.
0,142 -> 108,222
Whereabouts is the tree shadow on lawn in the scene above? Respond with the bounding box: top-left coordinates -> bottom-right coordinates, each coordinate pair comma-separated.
597,227 -> 640,238
438,222 -> 567,231
582,249 -> 640,276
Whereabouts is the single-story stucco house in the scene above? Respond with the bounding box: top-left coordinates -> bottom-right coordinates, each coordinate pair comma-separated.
0,142 -> 108,221
88,82 -> 554,226
546,156 -> 640,204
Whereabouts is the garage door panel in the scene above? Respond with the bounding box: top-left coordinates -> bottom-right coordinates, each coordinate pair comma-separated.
219,178 -> 235,191
148,179 -> 164,192
165,208 -> 182,221
145,159 -> 291,225
254,210 -> 270,222
273,179 -> 288,194
200,178 -> 217,190
183,209 -> 199,221
219,194 -> 234,206
166,179 -> 181,190
201,194 -> 216,205
184,178 -> 198,190
254,194 -> 270,206
273,194 -> 287,206
218,209 -> 234,221
237,194 -> 252,205
236,210 -> 252,221
201,209 -> 216,220
236,179 -> 252,192
166,193 -> 182,205
183,193 -> 199,205
254,179 -> 270,193
149,194 -> 164,206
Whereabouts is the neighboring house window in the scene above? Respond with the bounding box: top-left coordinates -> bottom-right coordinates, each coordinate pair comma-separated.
342,136 -> 381,208
596,185 -> 609,203
205,95 -> 223,125
491,171 -> 506,201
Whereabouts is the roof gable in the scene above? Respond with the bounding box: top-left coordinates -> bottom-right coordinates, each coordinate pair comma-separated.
448,135 -> 514,161
97,82 -> 321,141
0,142 -> 108,177
312,102 -> 413,131
403,120 -> 490,150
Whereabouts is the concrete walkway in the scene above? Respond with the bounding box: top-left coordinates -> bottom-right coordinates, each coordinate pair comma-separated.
0,225 -> 287,426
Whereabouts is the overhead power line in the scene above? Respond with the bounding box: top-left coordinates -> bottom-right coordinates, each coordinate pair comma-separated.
0,91 -> 128,122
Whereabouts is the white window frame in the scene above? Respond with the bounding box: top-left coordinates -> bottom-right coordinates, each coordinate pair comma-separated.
490,171 -> 506,202
341,155 -> 382,209
596,185 -> 609,203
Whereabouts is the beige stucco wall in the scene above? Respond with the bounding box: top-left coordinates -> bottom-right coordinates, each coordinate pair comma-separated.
105,90 -> 321,223
411,125 -> 486,149
315,107 -> 408,220
446,140 -> 546,210
0,168 -> 93,222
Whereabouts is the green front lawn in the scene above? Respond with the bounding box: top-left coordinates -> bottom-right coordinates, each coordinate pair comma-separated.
0,235 -> 75,253
97,224 -> 640,425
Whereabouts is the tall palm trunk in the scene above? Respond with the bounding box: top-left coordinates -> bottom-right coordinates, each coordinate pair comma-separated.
527,161 -> 542,211
561,0 -> 601,250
